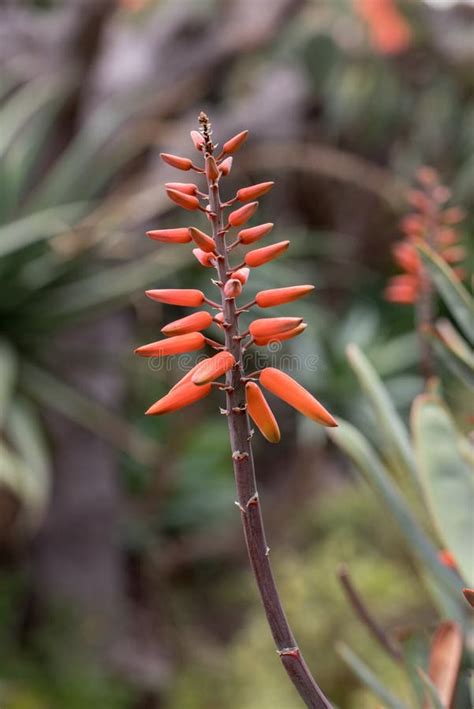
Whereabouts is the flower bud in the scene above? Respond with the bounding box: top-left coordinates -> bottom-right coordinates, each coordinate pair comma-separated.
222,130 -> 248,155
165,182 -> 198,195
160,153 -> 193,170
260,367 -> 337,427
205,155 -> 220,181
135,332 -> 205,357
442,207 -> 465,225
384,275 -> 418,304
245,241 -> 289,267
146,381 -> 211,415
392,242 -> 419,273
166,188 -> 200,211
162,311 -> 213,336
214,312 -> 225,328
190,130 -> 204,151
188,226 -> 216,252
230,267 -> 250,284
192,351 -> 235,385
246,382 -> 280,443
229,202 -> 258,227
192,248 -> 216,267
145,289 -> 205,306
238,223 -> 274,245
250,317 -> 302,339
224,279 -> 242,298
442,246 -> 465,264
255,323 -> 307,346
256,285 -> 314,308
237,182 -> 274,202
219,157 -> 233,176
147,228 -> 191,244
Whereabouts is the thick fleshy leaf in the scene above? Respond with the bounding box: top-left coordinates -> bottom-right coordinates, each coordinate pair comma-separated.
328,419 -> 461,601
417,670 -> 444,709
0,339 -> 17,428
425,320 -> 474,390
426,621 -> 462,708
260,368 -> 337,426
338,644 -> 409,709
135,332 -> 205,357
412,394 -> 474,586
418,243 -> 473,343
246,382 -> 280,443
346,344 -> 418,487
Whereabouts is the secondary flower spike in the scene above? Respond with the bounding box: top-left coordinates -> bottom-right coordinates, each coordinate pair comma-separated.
246,382 -> 280,443
135,113 -> 336,708
260,368 -> 337,427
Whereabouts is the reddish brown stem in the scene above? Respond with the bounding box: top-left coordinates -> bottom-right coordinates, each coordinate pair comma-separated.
201,114 -> 332,709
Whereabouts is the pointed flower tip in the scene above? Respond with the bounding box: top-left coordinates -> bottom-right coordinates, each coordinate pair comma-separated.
135,332 -> 205,358
222,130 -> 249,155
255,284 -> 314,308
161,311 -> 213,336
237,182 -> 274,202
146,380 -> 211,415
147,227 -> 191,244
190,129 -> 204,151
228,201 -> 259,227
160,153 -> 193,170
260,367 -> 337,427
188,226 -> 216,252
166,188 -> 200,211
245,240 -> 289,268
246,382 -> 280,443
219,156 -> 233,176
191,351 -> 235,385
145,288 -> 205,306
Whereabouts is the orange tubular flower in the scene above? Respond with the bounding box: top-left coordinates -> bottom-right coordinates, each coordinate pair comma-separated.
228,201 -> 258,227
245,240 -> 289,267
188,226 -> 216,252
246,382 -> 280,443
166,188 -> 200,211
135,332 -> 205,357
145,289 -> 205,306
146,381 -> 211,415
237,182 -> 274,202
224,279 -> 242,298
260,368 -> 337,427
160,153 -> 193,170
239,223 -> 273,245
249,317 -> 303,339
192,351 -> 235,385
254,323 -> 307,346
256,285 -> 314,308
147,228 -> 192,244
192,248 -> 216,267
222,130 -> 248,155
161,311 -> 213,336
135,114 -> 335,707
165,182 -> 198,195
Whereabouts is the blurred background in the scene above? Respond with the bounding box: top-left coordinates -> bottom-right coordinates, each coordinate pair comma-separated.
0,0 -> 472,707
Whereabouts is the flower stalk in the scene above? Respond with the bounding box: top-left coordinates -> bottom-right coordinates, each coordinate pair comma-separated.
136,112 -> 337,708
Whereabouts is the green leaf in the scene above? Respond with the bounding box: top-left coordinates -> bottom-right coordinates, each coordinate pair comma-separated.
0,339 -> 17,427
425,320 -> 474,390
412,394 -> 474,587
0,203 -> 89,258
19,361 -> 161,467
417,243 -> 474,344
346,344 -> 418,488
328,419 -> 461,602
337,644 -> 409,709
417,669 -> 444,709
